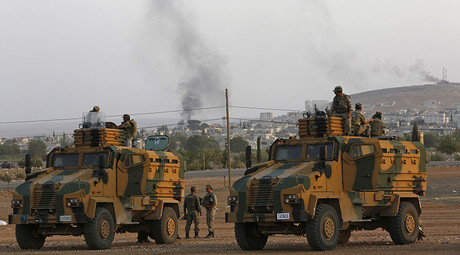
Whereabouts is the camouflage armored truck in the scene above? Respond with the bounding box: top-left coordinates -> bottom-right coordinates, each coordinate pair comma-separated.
9,114 -> 184,250
226,116 -> 427,251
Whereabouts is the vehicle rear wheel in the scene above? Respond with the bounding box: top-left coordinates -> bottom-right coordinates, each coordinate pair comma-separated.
338,229 -> 351,244
306,204 -> 340,251
150,207 -> 178,244
84,207 -> 115,250
387,202 -> 419,244
16,224 -> 46,249
234,223 -> 268,250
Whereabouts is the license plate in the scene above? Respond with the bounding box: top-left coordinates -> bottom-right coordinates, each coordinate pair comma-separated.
60,215 -> 72,222
277,213 -> 290,220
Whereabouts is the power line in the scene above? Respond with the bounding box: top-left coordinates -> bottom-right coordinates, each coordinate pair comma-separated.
0,106 -> 225,125
231,105 -> 304,112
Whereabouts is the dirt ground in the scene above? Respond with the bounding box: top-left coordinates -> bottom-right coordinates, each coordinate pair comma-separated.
0,166 -> 459,254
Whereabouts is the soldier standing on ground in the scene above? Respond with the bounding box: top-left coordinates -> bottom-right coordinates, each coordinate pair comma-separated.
118,114 -> 137,147
331,86 -> 353,135
351,103 -> 373,137
184,186 -> 202,239
203,184 -> 217,238
370,112 -> 386,137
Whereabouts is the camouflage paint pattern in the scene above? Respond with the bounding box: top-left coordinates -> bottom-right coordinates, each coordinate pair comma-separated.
9,130 -> 184,236
226,124 -> 426,234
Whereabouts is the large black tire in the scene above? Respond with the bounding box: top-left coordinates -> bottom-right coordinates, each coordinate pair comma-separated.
306,204 -> 340,251
151,207 -> 178,244
387,202 -> 419,244
84,207 -> 115,250
16,224 -> 46,249
234,223 -> 268,250
338,229 -> 351,244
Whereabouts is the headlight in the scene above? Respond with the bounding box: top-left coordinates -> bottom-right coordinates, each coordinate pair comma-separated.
11,199 -> 23,208
227,196 -> 238,205
66,198 -> 81,207
284,194 -> 300,204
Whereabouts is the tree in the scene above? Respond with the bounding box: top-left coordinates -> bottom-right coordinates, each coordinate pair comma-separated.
436,135 -> 458,154
424,133 -> 439,148
411,123 -> 420,141
169,133 -> 187,151
257,136 -> 261,164
0,140 -> 21,155
28,139 -> 47,158
184,135 -> 219,152
31,155 -> 43,169
230,137 -> 249,153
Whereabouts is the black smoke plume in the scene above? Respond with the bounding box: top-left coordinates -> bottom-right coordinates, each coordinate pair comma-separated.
147,1 -> 230,121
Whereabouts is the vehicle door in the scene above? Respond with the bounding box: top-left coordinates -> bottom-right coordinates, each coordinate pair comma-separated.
117,152 -> 147,196
342,138 -> 382,191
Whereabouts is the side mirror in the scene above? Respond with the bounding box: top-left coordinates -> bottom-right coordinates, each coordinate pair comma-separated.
25,154 -> 31,175
245,146 -> 252,169
319,146 -> 327,161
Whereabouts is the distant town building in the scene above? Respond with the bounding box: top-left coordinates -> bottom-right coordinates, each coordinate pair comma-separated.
260,112 -> 274,121
423,112 -> 446,124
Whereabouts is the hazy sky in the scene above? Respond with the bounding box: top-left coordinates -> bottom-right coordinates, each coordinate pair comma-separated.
1,0 -> 459,136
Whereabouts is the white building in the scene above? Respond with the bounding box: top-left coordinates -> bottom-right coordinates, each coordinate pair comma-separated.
260,112 -> 274,121
423,112 -> 446,124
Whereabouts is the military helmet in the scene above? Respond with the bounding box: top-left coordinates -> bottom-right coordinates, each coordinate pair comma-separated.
355,103 -> 362,109
206,184 -> 213,190
90,106 -> 100,112
123,114 -> 130,119
333,86 -> 343,93
375,111 -> 382,118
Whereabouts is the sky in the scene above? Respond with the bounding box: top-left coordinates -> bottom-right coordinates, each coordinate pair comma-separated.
1,0 -> 459,137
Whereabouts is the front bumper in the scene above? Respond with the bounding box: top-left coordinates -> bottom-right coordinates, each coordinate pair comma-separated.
226,210 -> 310,223
9,213 -> 89,224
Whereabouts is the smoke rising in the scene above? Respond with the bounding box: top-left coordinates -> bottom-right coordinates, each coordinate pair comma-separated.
146,1 -> 230,121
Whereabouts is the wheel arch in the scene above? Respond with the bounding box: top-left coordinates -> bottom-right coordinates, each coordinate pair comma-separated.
379,194 -> 421,217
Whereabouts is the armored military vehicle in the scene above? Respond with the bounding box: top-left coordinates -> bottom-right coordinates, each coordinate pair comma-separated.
9,113 -> 184,250
226,116 -> 426,251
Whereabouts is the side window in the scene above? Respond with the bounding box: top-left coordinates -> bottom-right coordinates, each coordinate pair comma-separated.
124,154 -> 145,168
350,144 -> 376,159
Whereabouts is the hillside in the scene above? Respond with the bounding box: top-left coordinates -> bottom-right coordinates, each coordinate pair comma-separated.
350,82 -> 460,113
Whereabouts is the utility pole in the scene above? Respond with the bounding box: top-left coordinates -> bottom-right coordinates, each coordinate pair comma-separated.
226,89 -> 231,189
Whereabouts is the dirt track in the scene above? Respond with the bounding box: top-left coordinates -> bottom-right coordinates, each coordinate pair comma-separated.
0,166 -> 459,254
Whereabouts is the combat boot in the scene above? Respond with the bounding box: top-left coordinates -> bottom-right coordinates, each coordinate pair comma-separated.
211,231 -> 215,238
185,233 -> 190,239
205,231 -> 213,238
194,232 -> 199,239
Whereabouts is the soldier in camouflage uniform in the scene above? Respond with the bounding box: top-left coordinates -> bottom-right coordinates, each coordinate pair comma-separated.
184,186 -> 202,239
370,112 -> 386,137
203,184 -> 217,238
118,114 -> 137,147
351,103 -> 372,137
331,86 -> 353,135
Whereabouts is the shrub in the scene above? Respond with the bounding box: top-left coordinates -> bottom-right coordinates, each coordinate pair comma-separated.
431,153 -> 446,161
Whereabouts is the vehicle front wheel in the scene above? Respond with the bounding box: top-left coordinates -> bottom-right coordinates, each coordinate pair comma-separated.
387,202 -> 419,244
84,207 -> 115,250
234,223 -> 268,250
306,204 -> 340,251
16,224 -> 46,249
150,207 -> 178,244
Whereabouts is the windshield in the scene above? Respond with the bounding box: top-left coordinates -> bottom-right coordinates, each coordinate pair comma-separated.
306,143 -> 334,160
83,153 -> 109,167
275,146 -> 303,161
53,154 -> 79,168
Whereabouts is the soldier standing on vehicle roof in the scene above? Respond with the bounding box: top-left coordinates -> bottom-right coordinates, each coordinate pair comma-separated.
203,184 -> 217,238
118,114 -> 137,147
184,186 -> 202,239
370,112 -> 386,137
331,86 -> 353,135
351,103 -> 372,137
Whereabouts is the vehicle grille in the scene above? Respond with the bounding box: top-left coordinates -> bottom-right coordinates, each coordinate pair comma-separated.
249,178 -> 274,213
33,187 -> 57,210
